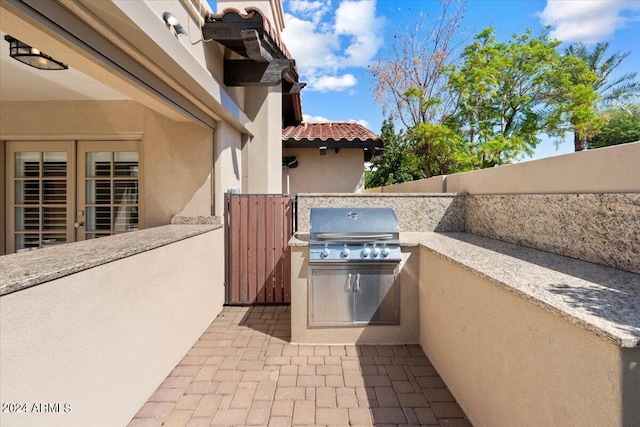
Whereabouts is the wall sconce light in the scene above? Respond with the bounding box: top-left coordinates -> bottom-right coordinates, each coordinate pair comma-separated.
4,35 -> 68,70
163,12 -> 188,37
319,146 -> 327,156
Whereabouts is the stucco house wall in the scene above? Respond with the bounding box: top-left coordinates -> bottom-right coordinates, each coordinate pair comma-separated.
0,100 -> 214,228
282,148 -> 365,193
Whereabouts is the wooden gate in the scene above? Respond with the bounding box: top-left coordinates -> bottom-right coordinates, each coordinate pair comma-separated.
225,193 -> 296,305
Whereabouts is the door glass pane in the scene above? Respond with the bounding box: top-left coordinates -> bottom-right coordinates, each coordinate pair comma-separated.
43,207 -> 66,231
43,152 -> 67,177
42,234 -> 67,247
16,234 -> 40,252
86,152 -> 111,177
15,180 -> 40,204
86,206 -> 111,231
86,180 -> 111,204
15,152 -> 40,177
85,233 -> 111,240
15,207 -> 39,231
43,180 -> 67,204
114,152 -> 138,176
113,206 -> 138,232
114,180 -> 138,204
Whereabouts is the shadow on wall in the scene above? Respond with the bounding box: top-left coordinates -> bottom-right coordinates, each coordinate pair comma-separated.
434,195 -> 466,232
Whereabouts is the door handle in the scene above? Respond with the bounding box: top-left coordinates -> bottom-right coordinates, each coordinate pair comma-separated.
355,273 -> 361,291
346,273 -> 352,291
74,221 -> 84,229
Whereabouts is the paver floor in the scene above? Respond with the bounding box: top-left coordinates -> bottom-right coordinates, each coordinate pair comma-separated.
129,306 -> 472,427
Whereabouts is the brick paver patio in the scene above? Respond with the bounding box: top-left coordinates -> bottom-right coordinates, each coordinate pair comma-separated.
129,306 -> 472,426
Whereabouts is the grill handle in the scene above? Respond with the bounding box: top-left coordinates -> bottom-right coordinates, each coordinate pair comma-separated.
355,273 -> 361,291
346,273 -> 352,291
315,233 -> 394,241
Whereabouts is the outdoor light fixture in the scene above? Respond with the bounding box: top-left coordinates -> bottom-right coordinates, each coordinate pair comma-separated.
4,35 -> 68,70
163,12 -> 188,37
319,146 -> 327,156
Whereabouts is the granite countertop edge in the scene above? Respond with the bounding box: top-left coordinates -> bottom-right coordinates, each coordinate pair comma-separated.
297,193 -> 459,198
0,223 -> 222,297
406,232 -> 640,348
290,232 -> 640,348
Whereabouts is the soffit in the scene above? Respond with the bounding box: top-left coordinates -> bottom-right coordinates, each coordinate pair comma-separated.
0,29 -> 128,101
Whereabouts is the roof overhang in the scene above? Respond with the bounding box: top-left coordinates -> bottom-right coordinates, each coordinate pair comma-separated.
283,122 -> 384,161
203,7 -> 305,125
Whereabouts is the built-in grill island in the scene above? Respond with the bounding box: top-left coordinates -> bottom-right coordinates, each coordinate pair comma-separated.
308,208 -> 402,326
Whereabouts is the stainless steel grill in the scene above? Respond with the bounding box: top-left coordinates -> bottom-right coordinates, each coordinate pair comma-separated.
309,208 -> 401,263
308,208 -> 401,326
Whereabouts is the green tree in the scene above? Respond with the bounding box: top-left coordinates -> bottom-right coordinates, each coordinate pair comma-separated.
407,122 -> 478,177
447,27 -> 600,166
565,42 -> 640,151
589,105 -> 640,149
365,119 -> 425,188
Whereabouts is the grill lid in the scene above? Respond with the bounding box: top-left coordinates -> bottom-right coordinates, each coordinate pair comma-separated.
310,208 -> 399,236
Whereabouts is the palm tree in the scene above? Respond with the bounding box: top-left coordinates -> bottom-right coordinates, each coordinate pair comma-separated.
566,42 -> 640,151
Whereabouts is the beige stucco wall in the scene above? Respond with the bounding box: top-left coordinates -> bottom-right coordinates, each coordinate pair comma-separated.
365,176 -> 444,193
283,148 -> 365,194
0,228 -> 225,427
0,100 -> 214,230
243,86 -> 282,194
367,142 -> 640,194
419,248 -> 639,426
290,245 -> 420,344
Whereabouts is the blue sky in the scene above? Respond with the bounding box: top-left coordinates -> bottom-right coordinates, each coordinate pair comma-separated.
275,0 -> 640,161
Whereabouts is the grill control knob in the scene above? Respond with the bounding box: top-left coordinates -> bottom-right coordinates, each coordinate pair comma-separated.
341,247 -> 351,258
361,247 -> 371,258
320,248 -> 330,258
381,247 -> 390,258
372,247 -> 381,257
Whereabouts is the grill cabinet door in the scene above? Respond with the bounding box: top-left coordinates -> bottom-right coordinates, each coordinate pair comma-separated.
353,265 -> 399,325
309,266 -> 355,325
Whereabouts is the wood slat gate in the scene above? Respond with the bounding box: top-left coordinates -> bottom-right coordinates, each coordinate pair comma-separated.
225,193 -> 296,305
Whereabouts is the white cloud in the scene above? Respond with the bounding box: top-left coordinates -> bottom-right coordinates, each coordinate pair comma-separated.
311,74 -> 358,92
539,0 -> 640,43
348,118 -> 370,129
282,0 -> 384,91
284,14 -> 339,70
288,0 -> 331,23
303,114 -> 331,122
335,1 -> 384,67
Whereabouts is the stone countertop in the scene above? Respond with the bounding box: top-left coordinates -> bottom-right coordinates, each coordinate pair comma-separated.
0,223 -> 222,296
297,193 -> 459,197
291,232 -> 640,347
404,232 -> 640,348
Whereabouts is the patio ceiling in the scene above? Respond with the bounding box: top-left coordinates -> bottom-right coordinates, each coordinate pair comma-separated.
0,30 -> 129,102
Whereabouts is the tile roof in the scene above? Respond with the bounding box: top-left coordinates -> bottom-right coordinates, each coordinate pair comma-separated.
206,7 -> 293,61
282,122 -> 383,148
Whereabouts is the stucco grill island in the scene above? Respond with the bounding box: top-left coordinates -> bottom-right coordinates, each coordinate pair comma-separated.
308,207 -> 402,326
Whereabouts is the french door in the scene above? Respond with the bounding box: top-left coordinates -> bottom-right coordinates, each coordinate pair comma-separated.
5,140 -> 140,253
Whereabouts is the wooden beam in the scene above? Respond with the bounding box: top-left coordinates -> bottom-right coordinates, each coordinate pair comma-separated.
224,59 -> 294,86
241,29 -> 271,63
